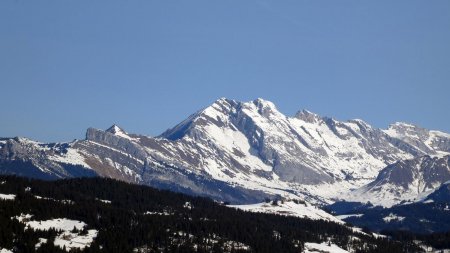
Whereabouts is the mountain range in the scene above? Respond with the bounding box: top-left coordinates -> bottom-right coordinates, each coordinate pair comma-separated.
1,98 -> 449,209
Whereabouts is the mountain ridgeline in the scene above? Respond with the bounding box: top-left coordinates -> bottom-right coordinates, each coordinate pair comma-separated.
1,98 -> 450,208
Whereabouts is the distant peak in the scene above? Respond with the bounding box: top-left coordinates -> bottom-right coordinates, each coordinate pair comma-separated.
212,97 -> 235,107
216,97 -> 228,102
249,98 -> 280,117
295,109 -> 321,123
296,109 -> 318,117
349,119 -> 371,127
14,136 -> 39,145
106,124 -> 126,135
388,122 -> 419,130
252,98 -> 275,108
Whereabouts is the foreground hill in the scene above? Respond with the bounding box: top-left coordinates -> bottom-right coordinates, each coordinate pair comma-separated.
0,176 -> 418,253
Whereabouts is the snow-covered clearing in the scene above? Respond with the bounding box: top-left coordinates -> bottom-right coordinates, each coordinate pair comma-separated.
0,193 -> 15,201
13,213 -> 98,251
229,200 -> 343,224
304,242 -> 349,253
383,213 -> 405,223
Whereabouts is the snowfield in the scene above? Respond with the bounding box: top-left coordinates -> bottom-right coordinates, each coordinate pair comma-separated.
13,214 -> 98,251
229,199 -> 344,224
383,213 -> 406,223
336,214 -> 364,220
0,193 -> 15,201
304,242 -> 349,253
54,229 -> 98,251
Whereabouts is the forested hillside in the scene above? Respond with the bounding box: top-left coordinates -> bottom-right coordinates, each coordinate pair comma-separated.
0,176 -> 419,253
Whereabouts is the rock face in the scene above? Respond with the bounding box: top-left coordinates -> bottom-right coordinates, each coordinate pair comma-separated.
1,98 -> 449,205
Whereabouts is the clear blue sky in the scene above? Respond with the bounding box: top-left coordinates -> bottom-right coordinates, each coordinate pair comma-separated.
1,0 -> 449,142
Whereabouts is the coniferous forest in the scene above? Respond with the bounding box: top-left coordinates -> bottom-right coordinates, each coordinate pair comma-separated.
0,176 -> 425,253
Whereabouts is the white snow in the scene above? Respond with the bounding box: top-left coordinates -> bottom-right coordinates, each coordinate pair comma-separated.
304,242 -> 349,253
144,211 -> 172,216
229,199 -> 344,224
115,130 -> 136,141
14,214 -> 98,251
109,125 -> 140,142
48,148 -> 92,169
0,193 -> 15,200
346,155 -> 448,207
35,238 -> 48,249
336,214 -> 363,220
183,201 -> 193,210
222,240 -> 250,251
96,198 -> 111,204
34,195 -> 74,205
23,217 -> 86,231
383,213 -> 405,223
88,141 -> 144,165
15,213 -> 33,222
54,229 -> 98,251
0,249 -> 13,253
202,123 -> 272,172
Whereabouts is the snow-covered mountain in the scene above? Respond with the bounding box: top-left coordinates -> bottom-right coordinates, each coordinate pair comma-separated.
1,98 -> 449,207
348,155 -> 450,207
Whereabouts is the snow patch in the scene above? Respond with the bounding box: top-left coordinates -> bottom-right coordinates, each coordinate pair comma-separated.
96,198 -> 111,204
304,242 -> 349,253
336,214 -> 363,220
48,148 -> 92,169
14,214 -> 98,252
383,213 -> 405,223
144,211 -> 173,216
229,199 -> 343,224
35,238 -> 47,250
0,193 -> 15,200
54,229 -> 98,251
183,202 -> 193,210
21,217 -> 86,231
34,195 -> 74,205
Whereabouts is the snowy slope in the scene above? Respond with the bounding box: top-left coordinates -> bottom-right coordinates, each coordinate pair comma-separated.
229,199 -> 344,224
348,155 -> 450,207
384,122 -> 450,156
304,242 -> 349,253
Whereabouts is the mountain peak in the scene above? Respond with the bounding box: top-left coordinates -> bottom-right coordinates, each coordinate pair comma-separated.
214,97 -> 233,105
106,124 -> 126,135
245,98 -> 281,118
252,98 -> 276,109
348,119 -> 371,128
295,109 -> 321,123
389,122 -> 418,129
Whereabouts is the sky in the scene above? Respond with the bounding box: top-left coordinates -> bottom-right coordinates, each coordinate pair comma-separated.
1,0 -> 449,142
